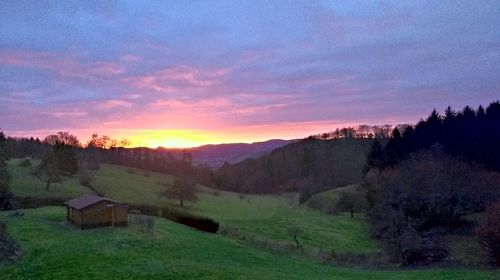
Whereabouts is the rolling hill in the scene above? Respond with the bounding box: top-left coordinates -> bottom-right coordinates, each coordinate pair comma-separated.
6,159 -> 379,254
2,159 -> 498,278
175,139 -> 296,167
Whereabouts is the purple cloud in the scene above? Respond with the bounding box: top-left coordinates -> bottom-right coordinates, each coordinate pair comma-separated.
0,1 -> 499,146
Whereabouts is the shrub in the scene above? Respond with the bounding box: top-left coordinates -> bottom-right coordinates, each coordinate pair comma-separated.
368,151 -> 499,265
87,158 -> 100,171
477,202 -> 500,267
78,168 -> 94,186
18,159 -> 31,168
336,191 -> 367,218
157,181 -> 169,187
92,184 -> 106,197
177,216 -> 219,233
0,168 -> 13,210
0,221 -> 22,266
129,204 -> 219,233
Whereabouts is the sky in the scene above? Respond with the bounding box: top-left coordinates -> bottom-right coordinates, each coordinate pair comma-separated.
1,1 -> 499,148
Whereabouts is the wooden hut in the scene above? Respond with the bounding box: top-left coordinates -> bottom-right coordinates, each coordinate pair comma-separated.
65,195 -> 128,229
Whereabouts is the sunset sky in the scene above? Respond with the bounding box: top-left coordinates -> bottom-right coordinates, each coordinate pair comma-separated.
1,1 -> 499,148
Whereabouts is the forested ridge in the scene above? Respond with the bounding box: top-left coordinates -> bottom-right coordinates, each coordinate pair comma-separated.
368,101 -> 500,171
214,136 -> 374,197
365,101 -> 500,266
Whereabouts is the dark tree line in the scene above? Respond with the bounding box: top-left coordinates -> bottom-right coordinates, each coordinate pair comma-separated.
365,101 -> 500,266
94,147 -> 211,185
5,137 -> 46,159
368,101 -> 500,171
0,131 -> 13,210
3,132 -> 210,189
310,124 -> 403,140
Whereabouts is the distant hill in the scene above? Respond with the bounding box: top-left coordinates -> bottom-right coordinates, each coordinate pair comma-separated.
184,139 -> 296,167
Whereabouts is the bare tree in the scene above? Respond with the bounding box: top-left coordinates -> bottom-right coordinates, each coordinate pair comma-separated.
162,177 -> 198,207
78,165 -> 94,187
44,131 -> 81,147
86,134 -> 131,149
33,153 -> 63,191
336,192 -> 365,218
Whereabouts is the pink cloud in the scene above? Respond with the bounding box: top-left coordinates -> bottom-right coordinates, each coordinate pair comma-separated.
97,99 -> 133,110
125,65 -> 231,93
151,97 -> 230,109
48,111 -> 88,118
89,61 -> 126,76
0,49 -> 126,80
120,54 -> 143,63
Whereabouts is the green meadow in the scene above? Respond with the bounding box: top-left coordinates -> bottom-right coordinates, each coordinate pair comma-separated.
7,159 -> 379,253
1,207 -> 496,280
2,159 -> 498,279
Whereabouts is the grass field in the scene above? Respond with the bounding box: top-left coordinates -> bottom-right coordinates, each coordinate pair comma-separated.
8,159 -> 92,199
0,207 -> 496,280
5,159 -> 499,279
306,183 -> 363,213
7,159 -> 380,254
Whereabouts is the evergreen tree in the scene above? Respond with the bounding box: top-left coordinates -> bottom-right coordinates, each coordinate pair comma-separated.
366,101 -> 500,172
364,139 -> 385,171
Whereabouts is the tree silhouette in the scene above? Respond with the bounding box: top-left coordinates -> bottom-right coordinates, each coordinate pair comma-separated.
53,142 -> 78,176
367,101 -> 500,172
44,131 -> 81,147
33,151 -> 63,191
162,177 -> 198,207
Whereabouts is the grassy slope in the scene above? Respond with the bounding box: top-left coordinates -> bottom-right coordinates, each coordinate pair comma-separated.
218,195 -> 379,254
8,159 -> 92,199
308,183 -> 492,267
1,207 -> 496,280
8,159 -> 379,254
306,183 -> 362,213
7,159 -> 498,278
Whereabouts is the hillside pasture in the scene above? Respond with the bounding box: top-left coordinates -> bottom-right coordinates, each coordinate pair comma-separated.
7,159 -> 380,255
0,207 -> 496,280
306,184 -> 365,214
7,159 -> 496,269
7,159 -> 91,200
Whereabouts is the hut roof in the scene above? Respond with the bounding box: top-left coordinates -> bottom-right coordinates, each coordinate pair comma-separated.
66,195 -> 122,210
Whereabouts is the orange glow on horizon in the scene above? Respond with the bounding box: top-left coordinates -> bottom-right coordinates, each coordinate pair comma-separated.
7,121 -> 365,149
124,130 -> 230,148
108,120 -> 361,148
